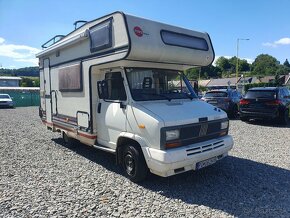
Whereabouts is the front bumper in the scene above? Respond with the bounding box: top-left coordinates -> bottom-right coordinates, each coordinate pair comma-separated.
0,102 -> 14,108
142,135 -> 234,177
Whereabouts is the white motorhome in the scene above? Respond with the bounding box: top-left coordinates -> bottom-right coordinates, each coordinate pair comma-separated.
37,12 -> 233,182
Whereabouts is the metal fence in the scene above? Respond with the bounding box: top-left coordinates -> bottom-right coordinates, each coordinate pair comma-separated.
0,89 -> 40,107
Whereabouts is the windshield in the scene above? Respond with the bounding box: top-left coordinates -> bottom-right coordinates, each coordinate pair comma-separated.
0,94 -> 10,99
204,91 -> 228,98
125,68 -> 197,101
245,90 -> 277,99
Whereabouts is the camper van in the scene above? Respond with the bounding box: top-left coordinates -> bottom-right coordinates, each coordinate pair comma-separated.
37,12 -> 233,182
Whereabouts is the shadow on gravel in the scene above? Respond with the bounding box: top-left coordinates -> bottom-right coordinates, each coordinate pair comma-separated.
141,157 -> 290,217
53,138 -> 290,217
52,138 -> 122,175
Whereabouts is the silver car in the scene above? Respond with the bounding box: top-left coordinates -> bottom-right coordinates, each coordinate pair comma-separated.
0,94 -> 14,108
201,89 -> 242,118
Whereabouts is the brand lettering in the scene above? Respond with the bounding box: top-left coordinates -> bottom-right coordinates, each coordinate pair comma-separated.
134,26 -> 143,37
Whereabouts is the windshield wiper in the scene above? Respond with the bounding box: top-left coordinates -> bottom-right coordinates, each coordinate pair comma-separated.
141,93 -> 172,101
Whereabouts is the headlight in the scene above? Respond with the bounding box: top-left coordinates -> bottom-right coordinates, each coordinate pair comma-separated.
166,129 -> 180,141
221,120 -> 229,130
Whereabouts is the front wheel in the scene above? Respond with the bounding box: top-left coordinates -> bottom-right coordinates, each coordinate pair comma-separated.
122,145 -> 148,182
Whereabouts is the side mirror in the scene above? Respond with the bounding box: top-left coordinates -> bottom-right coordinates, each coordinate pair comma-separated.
97,80 -> 108,99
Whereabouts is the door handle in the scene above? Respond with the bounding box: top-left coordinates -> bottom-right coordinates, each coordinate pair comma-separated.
97,103 -> 102,113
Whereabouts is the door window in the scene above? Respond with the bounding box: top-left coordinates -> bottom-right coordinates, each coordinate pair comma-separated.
105,72 -> 127,101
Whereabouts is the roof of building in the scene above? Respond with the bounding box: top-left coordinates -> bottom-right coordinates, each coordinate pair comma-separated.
198,79 -> 211,87
284,73 -> 290,85
0,76 -> 22,80
207,77 -> 240,87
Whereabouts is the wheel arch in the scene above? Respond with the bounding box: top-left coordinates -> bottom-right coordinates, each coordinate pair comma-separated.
116,133 -> 147,165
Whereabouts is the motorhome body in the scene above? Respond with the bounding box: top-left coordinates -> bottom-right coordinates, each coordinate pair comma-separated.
37,12 -> 233,182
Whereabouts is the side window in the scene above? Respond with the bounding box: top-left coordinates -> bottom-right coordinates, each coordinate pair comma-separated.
105,72 -> 127,101
89,19 -> 112,53
59,63 -> 82,92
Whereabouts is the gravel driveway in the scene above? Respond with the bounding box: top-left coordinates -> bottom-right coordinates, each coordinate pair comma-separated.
1,107 -> 290,217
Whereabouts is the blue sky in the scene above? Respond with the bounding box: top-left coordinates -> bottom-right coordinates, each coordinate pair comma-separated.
0,0 -> 289,69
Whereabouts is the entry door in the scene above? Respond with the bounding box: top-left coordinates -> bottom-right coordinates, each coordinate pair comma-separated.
43,59 -> 52,123
39,69 -> 46,113
96,71 -> 128,149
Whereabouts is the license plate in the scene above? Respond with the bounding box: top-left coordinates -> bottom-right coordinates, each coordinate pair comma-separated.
196,157 -> 217,170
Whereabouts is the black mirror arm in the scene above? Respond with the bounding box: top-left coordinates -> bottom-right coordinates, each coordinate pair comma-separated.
120,102 -> 126,109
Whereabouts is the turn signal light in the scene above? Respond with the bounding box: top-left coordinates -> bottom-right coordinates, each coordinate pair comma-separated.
165,141 -> 181,149
240,99 -> 250,105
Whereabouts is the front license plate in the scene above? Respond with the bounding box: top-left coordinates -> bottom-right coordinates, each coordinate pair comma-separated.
196,157 -> 217,170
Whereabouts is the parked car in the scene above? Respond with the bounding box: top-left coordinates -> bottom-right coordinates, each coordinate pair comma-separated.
0,94 -> 14,108
239,87 -> 290,125
201,89 -> 242,118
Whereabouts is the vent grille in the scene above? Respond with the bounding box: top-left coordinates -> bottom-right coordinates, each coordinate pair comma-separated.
186,140 -> 225,156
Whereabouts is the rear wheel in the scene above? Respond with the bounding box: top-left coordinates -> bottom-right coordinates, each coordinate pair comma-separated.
230,105 -> 239,119
240,116 -> 249,122
279,110 -> 289,125
62,132 -> 79,147
122,144 -> 148,182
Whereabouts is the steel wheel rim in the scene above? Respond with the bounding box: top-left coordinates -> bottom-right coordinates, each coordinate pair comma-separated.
124,153 -> 135,176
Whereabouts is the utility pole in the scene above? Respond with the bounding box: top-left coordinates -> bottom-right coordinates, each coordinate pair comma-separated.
236,38 -> 249,90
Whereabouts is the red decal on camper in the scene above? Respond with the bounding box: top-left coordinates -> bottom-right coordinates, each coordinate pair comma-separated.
134,26 -> 143,37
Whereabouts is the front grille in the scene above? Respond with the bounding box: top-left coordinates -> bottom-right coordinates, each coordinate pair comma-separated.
161,118 -> 228,149
186,140 -> 225,156
0,101 -> 7,104
180,120 -> 222,139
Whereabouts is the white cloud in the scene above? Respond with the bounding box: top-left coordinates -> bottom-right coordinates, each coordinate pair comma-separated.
262,42 -> 277,48
0,37 -> 40,67
14,58 -> 39,65
275,37 -> 290,45
262,37 -> 290,47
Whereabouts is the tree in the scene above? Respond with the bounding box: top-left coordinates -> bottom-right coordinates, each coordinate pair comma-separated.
215,57 -> 231,72
185,65 -> 221,80
251,54 -> 279,75
239,59 -> 250,72
184,67 -> 200,80
283,59 -> 290,68
276,65 -> 290,75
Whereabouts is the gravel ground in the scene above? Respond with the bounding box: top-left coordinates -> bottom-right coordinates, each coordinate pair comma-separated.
0,107 -> 290,217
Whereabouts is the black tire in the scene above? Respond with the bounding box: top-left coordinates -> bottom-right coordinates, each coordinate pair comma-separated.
229,105 -> 239,119
121,144 -> 148,182
240,116 -> 249,122
62,132 -> 78,147
279,110 -> 289,125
